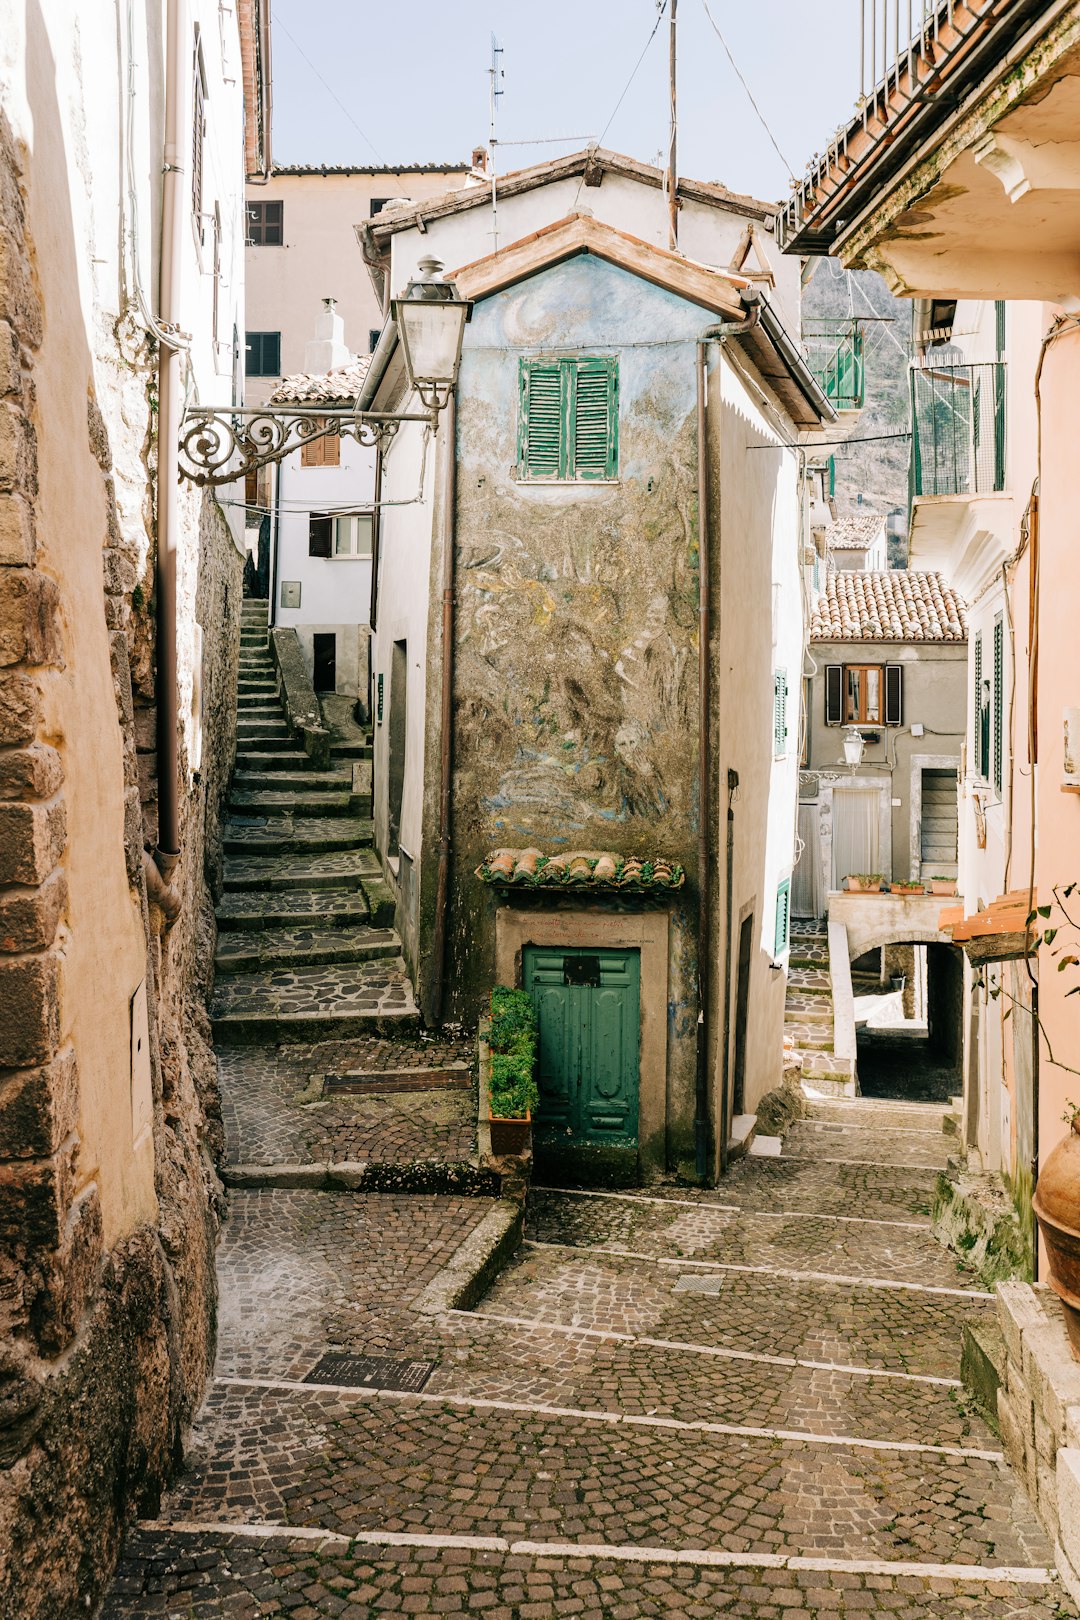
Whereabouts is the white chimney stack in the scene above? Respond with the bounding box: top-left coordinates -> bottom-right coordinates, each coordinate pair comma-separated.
304,297 -> 352,373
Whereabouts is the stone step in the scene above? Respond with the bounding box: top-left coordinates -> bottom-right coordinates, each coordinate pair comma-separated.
233,732 -> 294,752
236,693 -> 281,711
227,788 -> 355,818
231,766 -> 352,791
330,739 -> 373,760
784,1023 -> 834,1052
805,1096 -> 951,1132
796,1048 -> 858,1088
222,848 -> 380,892
236,715 -> 288,732
210,957 -> 418,1043
784,998 -> 833,1024
216,886 -> 371,930
214,925 -> 399,973
782,1118 -> 952,1171
222,815 -> 373,856
236,679 -> 277,694
786,965 -> 832,995
234,748 -> 312,771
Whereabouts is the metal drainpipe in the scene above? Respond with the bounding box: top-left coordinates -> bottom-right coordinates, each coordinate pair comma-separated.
153,0 -> 187,909
694,293 -> 761,1182
430,394 -> 457,1025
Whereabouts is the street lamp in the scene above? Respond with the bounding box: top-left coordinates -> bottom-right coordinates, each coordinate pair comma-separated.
391,255 -> 471,415
843,726 -> 865,772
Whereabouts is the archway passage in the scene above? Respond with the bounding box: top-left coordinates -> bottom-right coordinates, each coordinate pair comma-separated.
853,939 -> 964,1103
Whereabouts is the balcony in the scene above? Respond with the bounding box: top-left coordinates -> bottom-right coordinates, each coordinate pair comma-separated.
804,322 -> 865,413
910,361 -> 1005,499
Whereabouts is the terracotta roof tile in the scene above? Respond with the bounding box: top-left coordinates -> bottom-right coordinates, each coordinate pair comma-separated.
268,359 -> 371,406
476,849 -> 685,891
827,513 -> 887,550
811,570 -> 967,642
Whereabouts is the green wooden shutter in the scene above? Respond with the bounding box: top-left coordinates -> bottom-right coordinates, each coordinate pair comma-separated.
773,669 -> 788,757
571,358 -> 617,480
774,878 -> 791,957
825,664 -> 843,726
993,613 -> 1004,792
973,632 -> 983,776
520,361 -> 565,479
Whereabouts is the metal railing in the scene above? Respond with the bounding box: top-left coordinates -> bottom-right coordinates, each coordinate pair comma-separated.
910,361 -> 1006,498
803,322 -> 865,412
777,0 -> 1010,251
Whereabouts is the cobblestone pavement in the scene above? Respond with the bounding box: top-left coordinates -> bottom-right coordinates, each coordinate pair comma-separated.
102,956 -> 1079,1617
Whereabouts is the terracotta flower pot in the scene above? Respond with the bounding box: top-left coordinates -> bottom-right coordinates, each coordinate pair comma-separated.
890,883 -> 925,896
1033,1110 -> 1080,1361
930,879 -> 957,896
488,1111 -> 531,1157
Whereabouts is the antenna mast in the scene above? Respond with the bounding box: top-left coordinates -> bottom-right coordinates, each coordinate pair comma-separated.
667,0 -> 678,250
489,34 -> 505,251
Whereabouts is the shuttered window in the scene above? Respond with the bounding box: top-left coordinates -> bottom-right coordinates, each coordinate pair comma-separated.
519,357 -> 618,481
773,669 -> 788,758
192,45 -> 207,242
301,426 -> 341,468
885,663 -> 904,727
774,878 -> 791,958
993,613 -> 1004,793
308,514 -> 332,558
973,632 -> 983,776
825,664 -> 843,727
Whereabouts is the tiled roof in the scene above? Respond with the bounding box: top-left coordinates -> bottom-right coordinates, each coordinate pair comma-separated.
476,849 -> 685,891
827,513 -> 886,550
811,570 -> 967,642
268,359 -> 371,405
268,163 -> 471,176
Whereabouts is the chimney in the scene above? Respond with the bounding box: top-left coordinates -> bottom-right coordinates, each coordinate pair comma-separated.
471,145 -> 488,173
304,297 -> 353,373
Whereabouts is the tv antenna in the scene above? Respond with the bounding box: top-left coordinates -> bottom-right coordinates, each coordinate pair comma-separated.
489,34 -> 505,250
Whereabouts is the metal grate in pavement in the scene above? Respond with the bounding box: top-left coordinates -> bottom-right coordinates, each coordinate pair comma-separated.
304,1352 -> 435,1392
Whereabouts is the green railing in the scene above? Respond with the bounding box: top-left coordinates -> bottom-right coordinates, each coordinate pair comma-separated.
910,361 -> 1006,499
804,322 -> 865,412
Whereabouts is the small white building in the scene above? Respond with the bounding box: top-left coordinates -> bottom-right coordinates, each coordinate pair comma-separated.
265,302 -> 376,701
826,512 -> 889,572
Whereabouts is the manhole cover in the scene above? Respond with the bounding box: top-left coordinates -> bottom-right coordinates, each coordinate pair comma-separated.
304,1353 -> 435,1392
672,1274 -> 724,1295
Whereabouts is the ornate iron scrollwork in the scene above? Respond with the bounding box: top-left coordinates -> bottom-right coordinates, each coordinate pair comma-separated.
178,406 -> 434,487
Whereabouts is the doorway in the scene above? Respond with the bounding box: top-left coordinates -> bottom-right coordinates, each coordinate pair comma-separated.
831,787 -> 880,889
732,913 -> 754,1117
387,639 -> 407,857
312,632 -> 336,693
523,946 -> 640,1149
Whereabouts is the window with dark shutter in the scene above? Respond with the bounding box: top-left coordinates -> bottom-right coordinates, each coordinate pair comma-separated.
246,200 -> 284,246
308,514 -> 332,557
993,614 -> 1004,792
245,332 -> 281,377
774,878 -> 791,957
825,664 -> 843,726
773,669 -> 788,758
973,631 -> 983,776
885,663 -> 903,726
192,46 -> 206,243
519,358 -> 617,481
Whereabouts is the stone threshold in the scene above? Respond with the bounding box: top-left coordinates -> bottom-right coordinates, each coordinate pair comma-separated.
221,1159 -> 496,1195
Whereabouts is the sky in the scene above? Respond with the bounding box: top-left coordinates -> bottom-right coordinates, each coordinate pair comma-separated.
269,0 -> 859,204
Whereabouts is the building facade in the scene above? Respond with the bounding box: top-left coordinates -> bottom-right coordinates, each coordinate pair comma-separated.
0,1 -> 266,1611
361,151 -> 832,1183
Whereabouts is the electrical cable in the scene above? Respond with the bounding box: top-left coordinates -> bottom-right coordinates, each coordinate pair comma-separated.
571,2 -> 669,214
272,10 -> 386,166
699,0 -> 794,181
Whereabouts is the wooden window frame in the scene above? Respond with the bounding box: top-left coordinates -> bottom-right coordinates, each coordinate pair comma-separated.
301,426 -> 341,469
246,199 -> 284,246
843,664 -> 884,726
518,356 -> 619,483
825,662 -> 902,727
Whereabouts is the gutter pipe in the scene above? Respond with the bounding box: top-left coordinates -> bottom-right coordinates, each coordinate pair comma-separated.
694,289 -> 761,1182
430,395 -> 457,1024
153,0 -> 187,917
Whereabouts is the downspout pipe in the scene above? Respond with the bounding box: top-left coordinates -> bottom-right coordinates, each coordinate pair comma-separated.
430,393 -> 457,1024
694,289 -> 761,1182
153,0 -> 188,918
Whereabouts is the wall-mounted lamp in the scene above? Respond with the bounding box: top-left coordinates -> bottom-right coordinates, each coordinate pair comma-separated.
842,726 -> 865,772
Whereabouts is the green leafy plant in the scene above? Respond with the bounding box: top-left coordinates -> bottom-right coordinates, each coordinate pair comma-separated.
892,880 -> 925,890
848,873 -> 884,886
488,986 -> 539,1119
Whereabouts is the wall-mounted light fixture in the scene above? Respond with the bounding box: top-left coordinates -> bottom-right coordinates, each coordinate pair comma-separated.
842,726 -> 865,772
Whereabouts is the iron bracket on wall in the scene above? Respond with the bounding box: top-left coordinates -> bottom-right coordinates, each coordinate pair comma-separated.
178,405 -> 435,487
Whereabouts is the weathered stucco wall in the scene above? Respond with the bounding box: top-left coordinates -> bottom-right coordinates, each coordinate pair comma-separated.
0,1 -> 244,1610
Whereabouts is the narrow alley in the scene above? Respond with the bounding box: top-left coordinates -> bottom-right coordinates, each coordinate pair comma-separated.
100,674 -> 1076,1614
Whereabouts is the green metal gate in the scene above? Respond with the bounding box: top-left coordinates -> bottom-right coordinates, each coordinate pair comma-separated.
522,946 -> 640,1147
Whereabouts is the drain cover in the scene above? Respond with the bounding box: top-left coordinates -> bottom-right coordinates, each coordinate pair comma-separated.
304,1352 -> 435,1392
673,1274 -> 725,1295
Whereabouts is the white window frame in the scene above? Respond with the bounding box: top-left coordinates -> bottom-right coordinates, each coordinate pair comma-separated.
331,513 -> 374,559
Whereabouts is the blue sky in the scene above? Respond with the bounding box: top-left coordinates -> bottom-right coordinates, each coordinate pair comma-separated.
269,0 -> 858,203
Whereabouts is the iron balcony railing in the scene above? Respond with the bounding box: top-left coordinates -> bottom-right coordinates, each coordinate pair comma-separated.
803,322 -> 865,412
910,361 -> 1006,499
776,0 -> 1037,254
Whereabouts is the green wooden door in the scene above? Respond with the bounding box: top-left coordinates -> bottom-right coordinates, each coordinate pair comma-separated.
522,947 -> 640,1147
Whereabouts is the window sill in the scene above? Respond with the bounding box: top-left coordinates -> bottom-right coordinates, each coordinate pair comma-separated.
517,478 -> 620,488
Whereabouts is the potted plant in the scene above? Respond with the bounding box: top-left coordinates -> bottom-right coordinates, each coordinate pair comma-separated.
889,972 -> 907,993
927,876 -> 958,896
846,873 -> 884,893
890,879 -> 926,896
486,985 -> 539,1157
1033,1104 -> 1080,1360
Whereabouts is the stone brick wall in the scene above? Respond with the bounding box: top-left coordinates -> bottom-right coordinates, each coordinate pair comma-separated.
0,98 -> 242,1616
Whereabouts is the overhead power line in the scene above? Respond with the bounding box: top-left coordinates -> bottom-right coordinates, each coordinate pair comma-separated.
698,0 -> 794,182
272,11 -> 387,167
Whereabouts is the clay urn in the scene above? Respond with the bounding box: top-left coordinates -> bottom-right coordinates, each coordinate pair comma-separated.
1033,1109 -> 1080,1360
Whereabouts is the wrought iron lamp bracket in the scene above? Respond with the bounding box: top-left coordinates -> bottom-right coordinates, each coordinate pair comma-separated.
178,403 -> 439,487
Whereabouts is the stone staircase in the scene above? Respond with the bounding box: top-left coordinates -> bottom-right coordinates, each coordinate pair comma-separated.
211,600 -> 418,1044
784,919 -> 857,1098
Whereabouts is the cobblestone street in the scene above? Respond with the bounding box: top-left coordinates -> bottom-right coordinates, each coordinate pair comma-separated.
102,1072 -> 1079,1617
